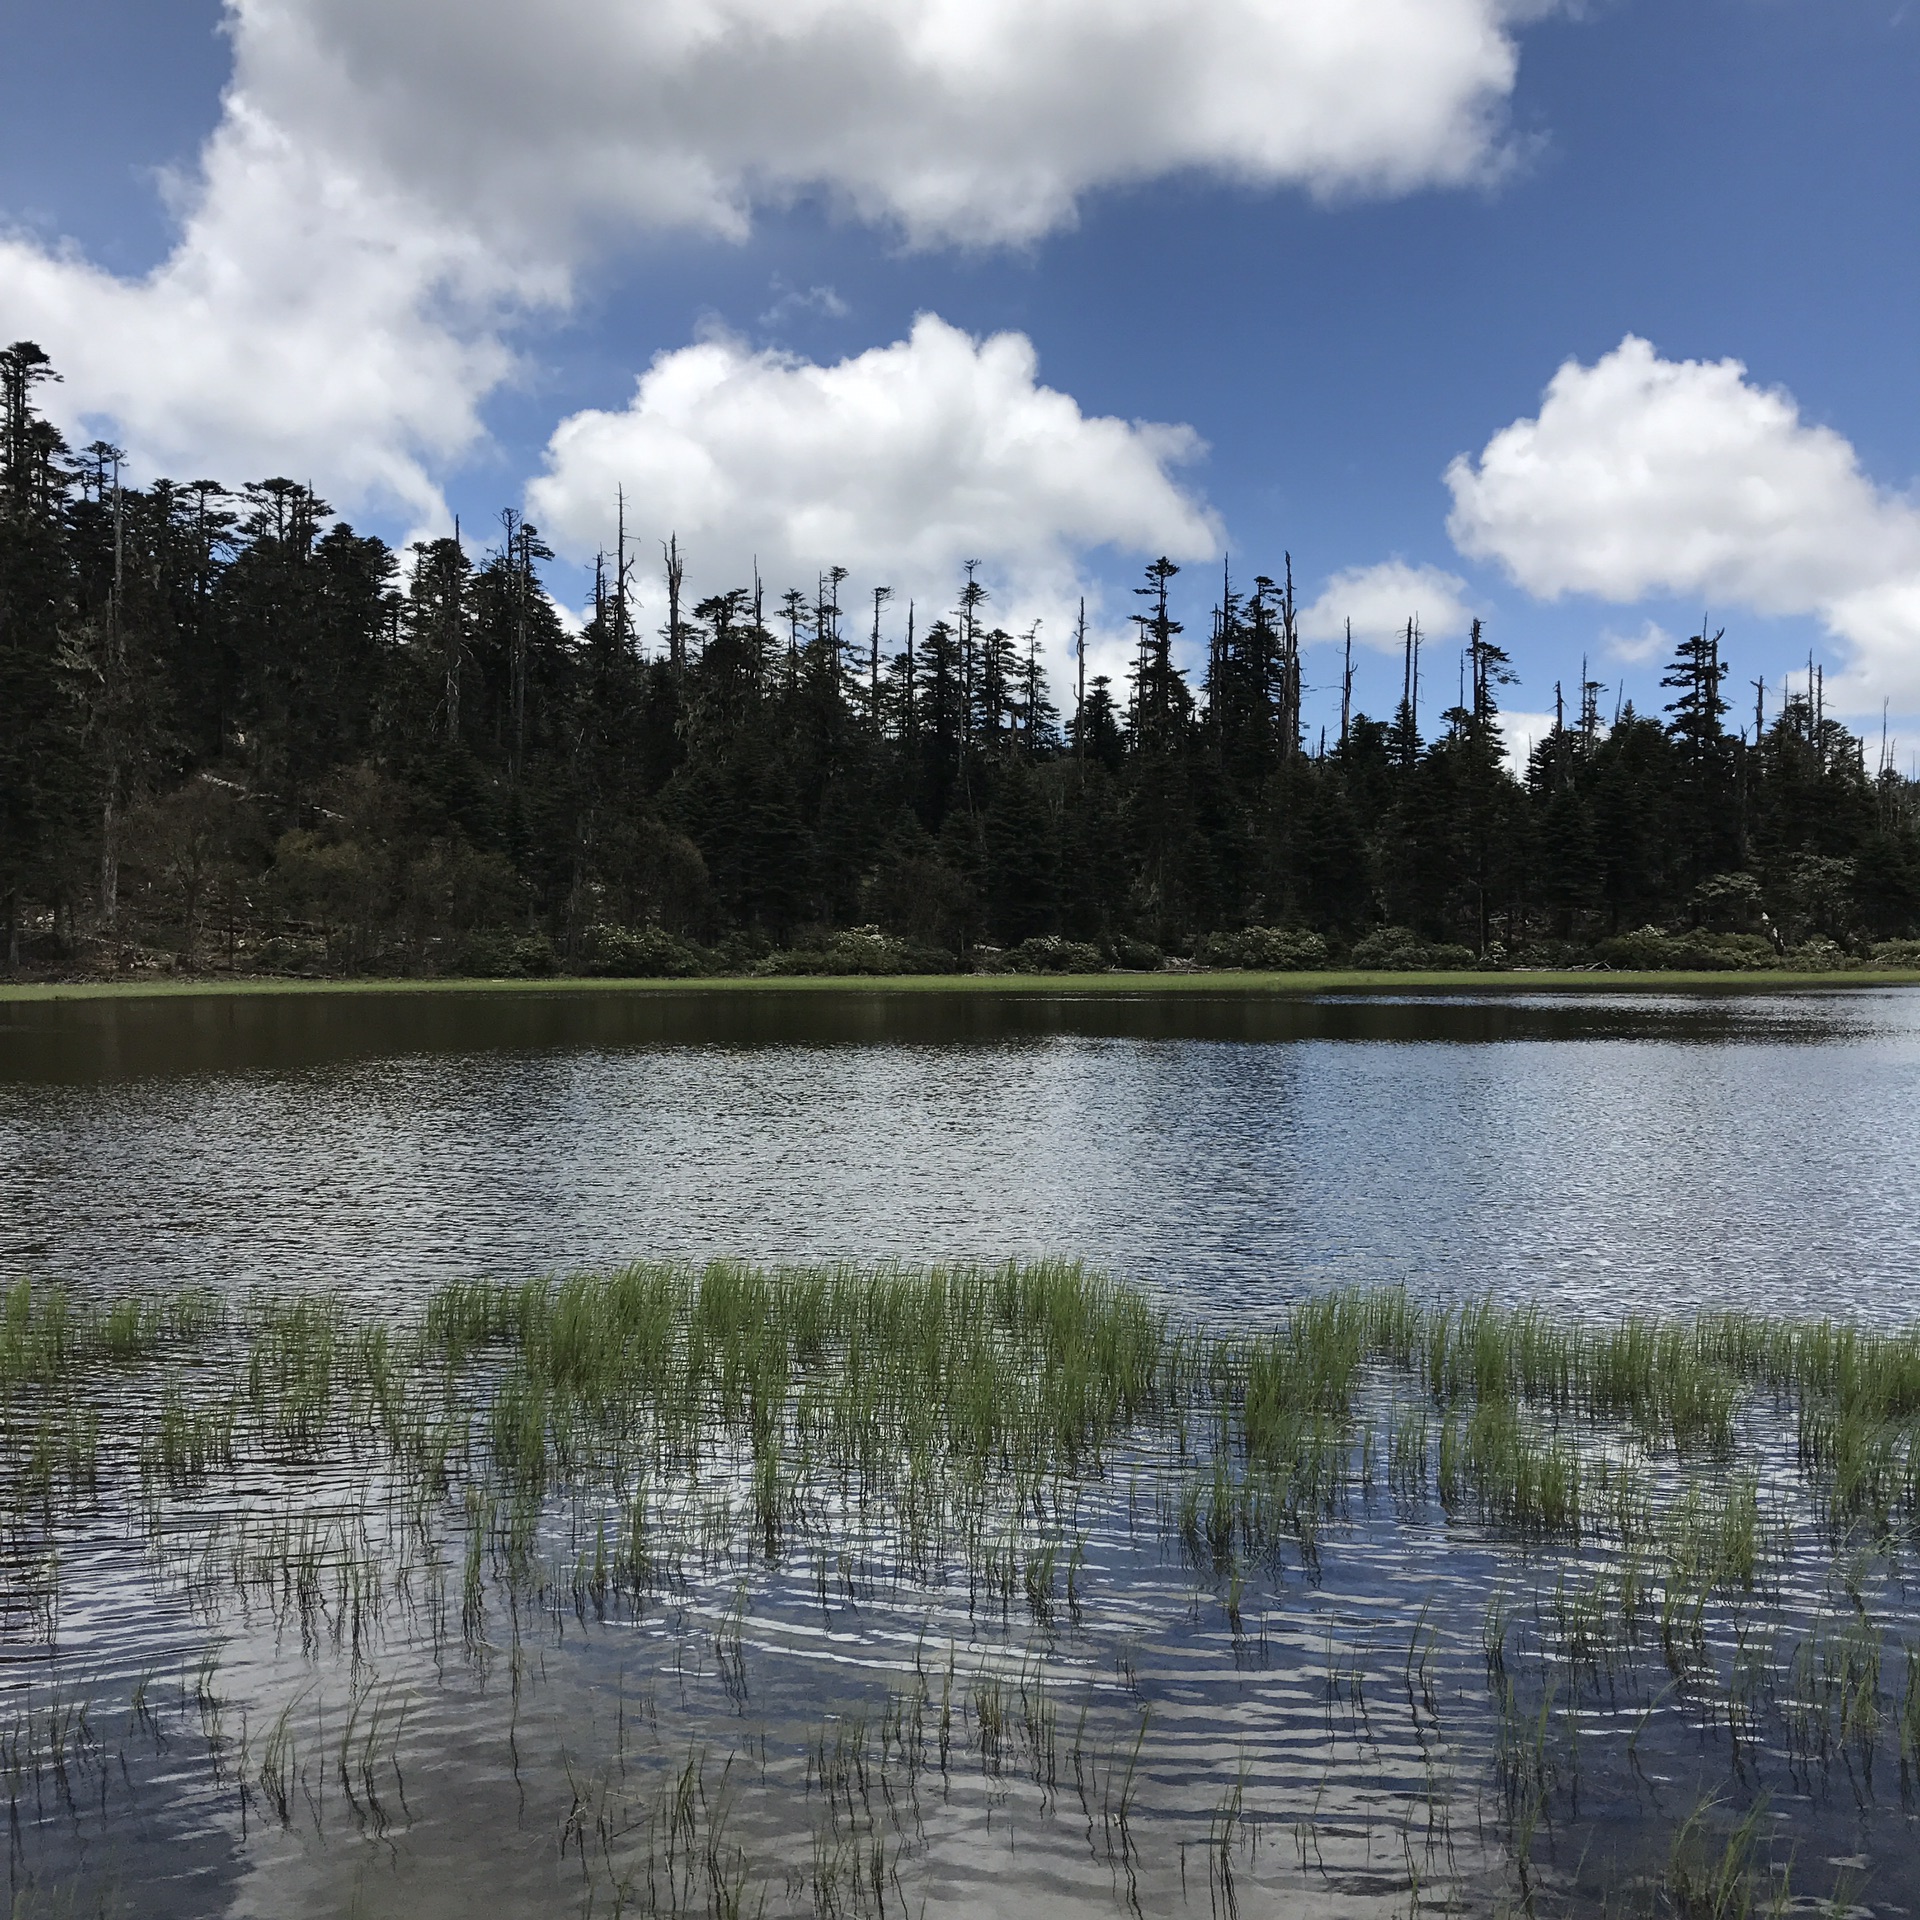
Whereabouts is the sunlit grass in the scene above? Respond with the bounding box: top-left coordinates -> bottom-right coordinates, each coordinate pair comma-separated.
5,967 -> 1920,1005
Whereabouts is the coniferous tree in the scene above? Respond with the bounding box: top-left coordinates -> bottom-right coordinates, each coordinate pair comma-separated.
5,338 -> 1919,974
0,343 -> 84,965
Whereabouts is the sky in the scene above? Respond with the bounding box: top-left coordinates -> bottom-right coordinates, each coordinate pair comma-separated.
3,0 -> 1917,764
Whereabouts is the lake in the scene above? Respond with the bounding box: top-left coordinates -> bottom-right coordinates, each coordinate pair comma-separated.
4,984 -> 1919,1318
3,983 -> 1919,1919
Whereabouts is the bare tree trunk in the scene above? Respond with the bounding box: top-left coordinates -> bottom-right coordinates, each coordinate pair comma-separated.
445,516 -> 463,741
100,793 -> 120,933
101,464 -> 126,932
869,583 -> 891,730
665,531 -> 684,670
1340,620 -> 1353,751
1075,596 -> 1086,755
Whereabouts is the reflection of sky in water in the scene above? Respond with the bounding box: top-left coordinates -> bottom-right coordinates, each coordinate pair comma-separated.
2,989 -> 1918,1321
6,990 -> 1920,1915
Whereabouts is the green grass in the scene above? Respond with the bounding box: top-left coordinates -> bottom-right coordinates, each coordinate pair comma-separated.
4,966 -> 1918,1005
16,1261 -> 1920,1603
11,1261 -> 1920,1916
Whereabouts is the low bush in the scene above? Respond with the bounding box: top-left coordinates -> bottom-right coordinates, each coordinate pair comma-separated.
1785,936 -> 1852,971
1595,928 -> 1779,972
579,925 -> 710,978
251,936 -> 329,976
1347,926 -> 1479,971
1107,935 -> 1164,971
757,931 -> 955,976
1005,936 -> 1106,974
457,930 -> 561,978
1201,926 -> 1329,971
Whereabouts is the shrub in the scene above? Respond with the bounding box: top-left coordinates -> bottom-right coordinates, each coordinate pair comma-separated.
251,936 -> 328,976
1595,928 -> 1778,971
1006,936 -> 1106,974
1348,927 -> 1478,971
580,925 -> 710,978
894,942 -> 961,975
457,930 -> 560,978
1691,870 -> 1766,933
1107,936 -> 1164,971
1201,926 -> 1329,971
1785,936 -> 1851,971
1871,938 -> 1920,968
757,931 -> 955,976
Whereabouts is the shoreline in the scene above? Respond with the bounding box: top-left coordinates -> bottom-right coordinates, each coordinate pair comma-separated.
5,965 -> 1920,1004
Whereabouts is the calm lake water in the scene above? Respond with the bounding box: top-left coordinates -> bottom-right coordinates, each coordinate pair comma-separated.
6,983 -> 1920,1920
3,984 -> 1919,1319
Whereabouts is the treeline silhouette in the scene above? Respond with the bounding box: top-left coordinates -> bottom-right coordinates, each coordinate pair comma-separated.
4,339 -> 1919,978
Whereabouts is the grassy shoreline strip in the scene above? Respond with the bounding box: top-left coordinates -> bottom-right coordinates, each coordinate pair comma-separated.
5,966 -> 1920,1005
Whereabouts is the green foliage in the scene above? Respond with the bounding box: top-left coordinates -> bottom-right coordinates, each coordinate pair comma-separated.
1348,926 -> 1478,970
1691,869 -> 1766,933
1004,935 -> 1105,973
755,929 -> 954,976
1200,925 -> 1329,970
1596,928 -> 1786,971
5,337 -> 1918,977
579,924 -> 711,978
459,930 -> 559,977
1107,935 -> 1164,971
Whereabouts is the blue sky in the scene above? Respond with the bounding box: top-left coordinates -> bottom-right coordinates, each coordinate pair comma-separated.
4,1 -> 1918,756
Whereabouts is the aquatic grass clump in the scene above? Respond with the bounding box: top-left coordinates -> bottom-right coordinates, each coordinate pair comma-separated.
423,1275 -> 545,1361
13,1402 -> 102,1503
0,1279 -> 221,1389
20,1261 -> 1920,1625
440,1258 -> 1182,1512
145,1379 -> 236,1488
1443,1398 -> 1584,1536
1,1279 -> 81,1388
14,1265 -> 1920,1915
18,1264 -> 1920,1603
244,1293 -> 351,1449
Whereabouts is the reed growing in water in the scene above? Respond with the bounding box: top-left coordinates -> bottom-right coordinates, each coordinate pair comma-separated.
10,1261 -> 1920,1916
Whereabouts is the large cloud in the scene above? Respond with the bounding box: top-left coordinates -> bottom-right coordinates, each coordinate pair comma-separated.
1298,559 -> 1476,653
257,0 -> 1542,250
0,101 -> 530,521
527,314 -> 1219,689
1446,336 -> 1920,711
0,0 -> 1552,519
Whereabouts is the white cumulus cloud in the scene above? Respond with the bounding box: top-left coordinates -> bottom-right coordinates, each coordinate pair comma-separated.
526,314 -> 1219,691
265,0 -> 1545,251
1601,618 -> 1673,666
1496,709 -> 1560,770
0,0 -> 1555,520
1445,336 -> 1920,712
1298,560 -> 1477,652
0,99 -> 534,521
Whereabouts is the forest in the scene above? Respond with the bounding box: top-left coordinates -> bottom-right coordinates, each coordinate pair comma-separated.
5,337 -> 1920,980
